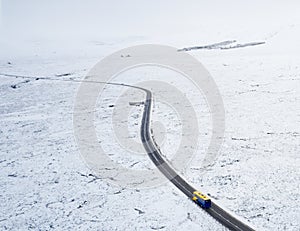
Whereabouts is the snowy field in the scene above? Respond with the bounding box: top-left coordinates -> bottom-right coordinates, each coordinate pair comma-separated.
1,1 -> 300,230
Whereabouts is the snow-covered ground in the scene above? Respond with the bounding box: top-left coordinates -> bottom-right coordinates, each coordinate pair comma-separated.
1,1 -> 300,230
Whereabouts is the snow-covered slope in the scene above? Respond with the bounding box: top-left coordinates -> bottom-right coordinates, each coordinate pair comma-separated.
0,1 -> 299,230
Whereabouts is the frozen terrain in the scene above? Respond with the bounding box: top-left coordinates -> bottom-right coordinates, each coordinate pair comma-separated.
1,1 -> 300,230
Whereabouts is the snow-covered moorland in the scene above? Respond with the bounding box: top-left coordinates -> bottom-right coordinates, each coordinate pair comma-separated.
0,1 -> 299,230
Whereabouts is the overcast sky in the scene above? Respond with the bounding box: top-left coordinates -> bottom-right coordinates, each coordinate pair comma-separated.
1,0 -> 299,42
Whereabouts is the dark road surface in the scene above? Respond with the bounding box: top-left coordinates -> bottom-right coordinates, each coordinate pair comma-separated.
138,87 -> 256,231
0,72 -> 257,230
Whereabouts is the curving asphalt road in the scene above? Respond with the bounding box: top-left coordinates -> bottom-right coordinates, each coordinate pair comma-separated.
138,86 -> 256,231
0,72 -> 256,230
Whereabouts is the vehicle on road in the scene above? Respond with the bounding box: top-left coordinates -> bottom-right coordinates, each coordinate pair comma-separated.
192,191 -> 211,208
